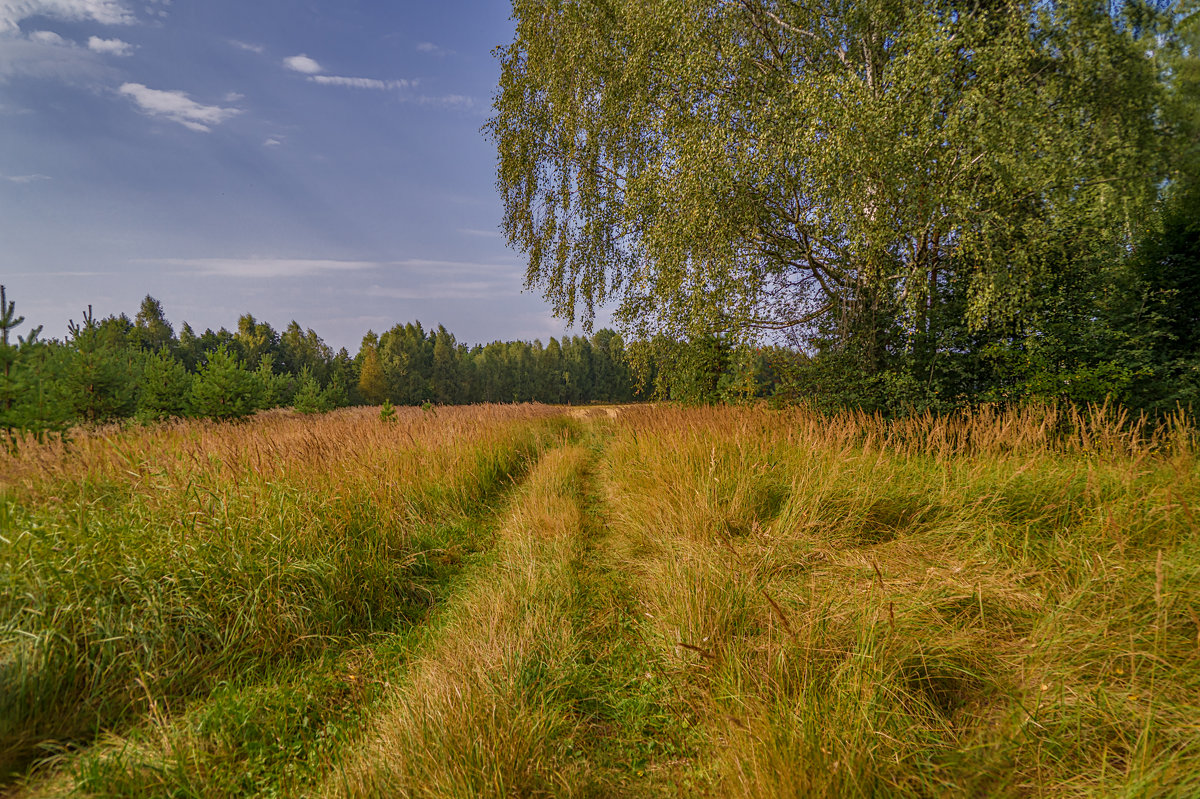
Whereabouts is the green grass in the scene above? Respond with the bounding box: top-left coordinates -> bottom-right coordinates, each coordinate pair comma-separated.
0,405 -> 570,787
2,402 -> 1198,797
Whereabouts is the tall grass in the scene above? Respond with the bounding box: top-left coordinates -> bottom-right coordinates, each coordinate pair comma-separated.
4,402 -> 1198,796
597,404 -> 1200,796
0,404 -> 567,781
324,444 -> 594,798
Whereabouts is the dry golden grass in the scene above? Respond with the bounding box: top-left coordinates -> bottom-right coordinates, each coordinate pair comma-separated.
324,444 -> 593,799
5,402 -> 1198,797
595,404 -> 1200,796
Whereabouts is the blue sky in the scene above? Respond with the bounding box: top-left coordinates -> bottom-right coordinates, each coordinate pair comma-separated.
0,0 -> 596,353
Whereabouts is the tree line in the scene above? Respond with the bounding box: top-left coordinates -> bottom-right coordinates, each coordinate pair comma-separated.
0,289 -> 640,445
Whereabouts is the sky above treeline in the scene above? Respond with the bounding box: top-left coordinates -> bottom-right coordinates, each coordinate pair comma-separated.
1,0 -> 601,353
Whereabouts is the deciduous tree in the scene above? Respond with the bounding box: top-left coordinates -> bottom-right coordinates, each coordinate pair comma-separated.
489,0 -> 1169,352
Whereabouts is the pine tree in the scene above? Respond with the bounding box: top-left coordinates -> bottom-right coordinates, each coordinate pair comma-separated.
65,306 -> 138,423
252,354 -> 292,410
292,369 -> 324,414
177,322 -> 202,370
137,348 -> 192,421
0,287 -> 72,447
189,345 -> 258,420
0,285 -> 25,436
15,337 -> 72,445
431,326 -> 461,404
319,378 -> 348,411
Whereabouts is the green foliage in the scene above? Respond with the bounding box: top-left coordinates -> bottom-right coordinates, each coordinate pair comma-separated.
0,285 -> 27,442
252,355 -> 294,410
357,343 -> 388,404
131,295 -> 174,353
490,0 -> 1167,346
189,345 -> 258,420
137,347 -> 192,421
0,287 -> 71,447
319,375 -> 349,412
380,399 -> 396,422
292,369 -> 326,415
64,306 -> 138,424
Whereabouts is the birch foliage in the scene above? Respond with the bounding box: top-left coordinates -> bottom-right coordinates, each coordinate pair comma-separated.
489,0 -> 1171,341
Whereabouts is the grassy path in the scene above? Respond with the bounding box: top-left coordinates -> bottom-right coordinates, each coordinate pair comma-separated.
1,408 -> 572,797
321,426 -> 692,798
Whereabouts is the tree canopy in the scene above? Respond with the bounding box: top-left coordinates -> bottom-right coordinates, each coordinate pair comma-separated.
489,0 -> 1175,345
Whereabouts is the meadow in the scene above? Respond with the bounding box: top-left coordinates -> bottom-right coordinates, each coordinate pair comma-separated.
1,403 -> 1198,797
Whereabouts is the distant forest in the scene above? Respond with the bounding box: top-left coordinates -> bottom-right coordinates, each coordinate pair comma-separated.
0,290 -> 661,440
3,220 -> 1199,445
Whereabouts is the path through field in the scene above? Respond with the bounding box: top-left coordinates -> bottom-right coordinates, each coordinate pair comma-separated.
3,404 -> 1199,797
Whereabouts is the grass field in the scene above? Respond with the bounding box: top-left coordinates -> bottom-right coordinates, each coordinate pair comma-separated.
2,403 -> 1198,797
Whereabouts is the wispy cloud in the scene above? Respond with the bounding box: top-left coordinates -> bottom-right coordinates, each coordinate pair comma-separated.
4,270 -> 107,276
119,83 -> 240,132
28,30 -> 67,45
0,0 -> 135,32
456,227 -> 501,238
283,54 -> 321,74
0,31 -> 112,83
391,258 -> 522,277
0,1 -> 137,83
366,281 -> 509,301
419,93 -> 475,111
309,75 -> 412,90
416,41 -> 451,56
284,53 -> 413,91
153,258 -> 382,278
87,35 -> 132,55
263,137 -> 282,147
229,39 -> 263,53
3,172 -> 52,183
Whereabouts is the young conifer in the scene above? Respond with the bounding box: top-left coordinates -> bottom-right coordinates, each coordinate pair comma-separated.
189,345 -> 257,420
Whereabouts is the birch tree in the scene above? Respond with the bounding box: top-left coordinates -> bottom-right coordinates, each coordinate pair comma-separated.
489,0 -> 1171,350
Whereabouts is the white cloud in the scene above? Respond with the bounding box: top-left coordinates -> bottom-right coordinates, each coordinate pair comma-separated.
0,30 -> 110,82
263,137 -> 281,146
309,75 -> 411,90
223,91 -> 243,102
282,52 -> 414,92
283,54 -> 321,74
457,227 -> 501,238
87,35 -> 132,55
154,258 -> 382,279
416,41 -> 450,56
0,0 -> 134,32
229,39 -> 263,53
28,29 -> 66,44
2,172 -> 51,182
0,2 -> 133,82
118,83 -> 240,132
